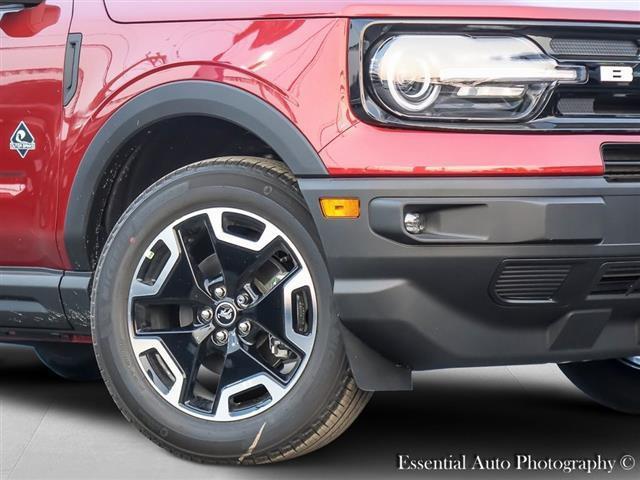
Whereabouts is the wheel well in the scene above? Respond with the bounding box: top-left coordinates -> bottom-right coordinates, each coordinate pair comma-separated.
65,81 -> 327,270
87,115 -> 280,267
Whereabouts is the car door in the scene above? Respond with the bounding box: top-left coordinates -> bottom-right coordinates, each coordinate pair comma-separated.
0,0 -> 73,267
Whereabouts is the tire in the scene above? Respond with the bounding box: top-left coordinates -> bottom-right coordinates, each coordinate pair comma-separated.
559,357 -> 640,414
92,157 -> 371,464
35,343 -> 101,381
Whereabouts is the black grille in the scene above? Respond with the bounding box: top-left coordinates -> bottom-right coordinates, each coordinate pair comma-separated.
590,262 -> 640,296
550,38 -> 638,58
546,32 -> 640,124
557,97 -> 595,115
602,143 -> 640,181
556,92 -> 640,117
494,263 -> 572,303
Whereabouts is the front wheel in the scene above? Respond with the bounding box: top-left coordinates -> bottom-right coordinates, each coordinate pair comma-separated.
559,356 -> 640,414
92,157 -> 371,464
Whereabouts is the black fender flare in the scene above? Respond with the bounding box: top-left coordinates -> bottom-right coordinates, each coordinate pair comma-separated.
64,80 -> 328,270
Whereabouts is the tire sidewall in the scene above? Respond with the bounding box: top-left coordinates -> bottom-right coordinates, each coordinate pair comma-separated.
93,162 -> 345,459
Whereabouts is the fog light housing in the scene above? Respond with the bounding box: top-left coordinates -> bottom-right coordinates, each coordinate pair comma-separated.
404,212 -> 425,234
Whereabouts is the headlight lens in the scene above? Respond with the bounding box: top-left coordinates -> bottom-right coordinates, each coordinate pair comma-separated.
368,35 -> 586,122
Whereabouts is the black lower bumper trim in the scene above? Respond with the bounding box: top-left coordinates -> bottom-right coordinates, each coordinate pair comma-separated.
300,176 -> 640,373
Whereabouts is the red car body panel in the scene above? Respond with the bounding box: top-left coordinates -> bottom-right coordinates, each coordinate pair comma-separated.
0,0 -> 638,269
320,126 -> 614,177
103,0 -> 640,24
58,3 -> 350,270
0,0 -> 72,267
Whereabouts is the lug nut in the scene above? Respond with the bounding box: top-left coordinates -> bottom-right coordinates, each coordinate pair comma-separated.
199,307 -> 214,323
238,320 -> 251,336
213,286 -> 226,299
236,293 -> 251,308
214,329 -> 229,345
404,212 -> 425,235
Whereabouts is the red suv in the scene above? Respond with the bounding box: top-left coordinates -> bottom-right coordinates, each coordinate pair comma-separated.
2,0 -> 640,464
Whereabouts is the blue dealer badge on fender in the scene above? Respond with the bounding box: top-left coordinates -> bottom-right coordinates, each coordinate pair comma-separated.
9,121 -> 36,158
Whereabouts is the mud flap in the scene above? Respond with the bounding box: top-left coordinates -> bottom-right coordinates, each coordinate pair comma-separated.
339,322 -> 412,391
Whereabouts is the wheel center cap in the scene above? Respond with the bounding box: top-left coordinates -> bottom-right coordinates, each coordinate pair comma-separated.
214,301 -> 237,327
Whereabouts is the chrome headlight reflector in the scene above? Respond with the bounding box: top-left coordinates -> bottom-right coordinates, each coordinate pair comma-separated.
368,35 -> 586,122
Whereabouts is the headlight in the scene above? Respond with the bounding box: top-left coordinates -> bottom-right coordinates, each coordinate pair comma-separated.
368,35 -> 586,122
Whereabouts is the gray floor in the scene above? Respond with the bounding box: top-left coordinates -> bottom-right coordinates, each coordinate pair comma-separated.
1,344 -> 639,480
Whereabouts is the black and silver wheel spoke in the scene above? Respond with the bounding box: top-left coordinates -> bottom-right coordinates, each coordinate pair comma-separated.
133,323 -> 218,405
212,238 -> 281,299
205,209 -> 289,300
128,207 -> 316,421
243,268 -> 314,353
212,332 -> 287,418
130,217 -> 216,306
243,275 -> 289,341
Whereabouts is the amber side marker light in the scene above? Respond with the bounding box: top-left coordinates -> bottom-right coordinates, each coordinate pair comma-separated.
320,198 -> 360,218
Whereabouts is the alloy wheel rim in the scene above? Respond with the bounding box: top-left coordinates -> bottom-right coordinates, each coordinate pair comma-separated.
127,207 -> 317,421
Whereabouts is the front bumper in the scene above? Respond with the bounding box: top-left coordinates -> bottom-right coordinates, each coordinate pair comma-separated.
300,176 -> 640,374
